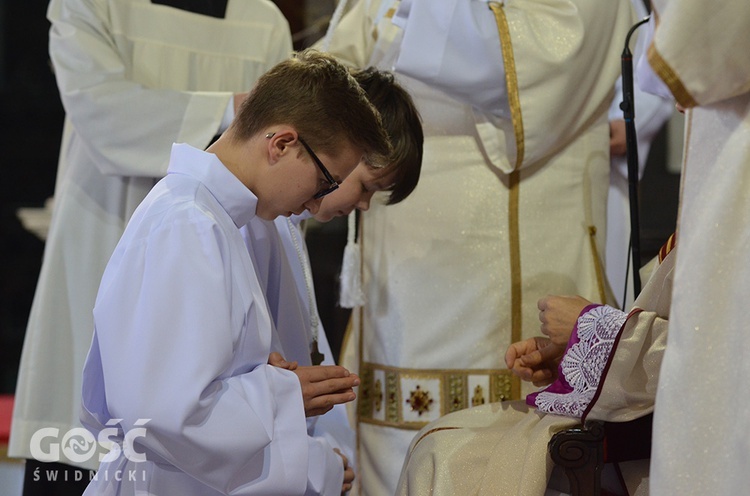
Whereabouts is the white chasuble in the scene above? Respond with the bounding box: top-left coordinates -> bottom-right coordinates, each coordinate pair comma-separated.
323,0 -> 636,494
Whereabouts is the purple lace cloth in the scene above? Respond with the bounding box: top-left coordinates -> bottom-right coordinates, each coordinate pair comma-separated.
526,304 -> 627,418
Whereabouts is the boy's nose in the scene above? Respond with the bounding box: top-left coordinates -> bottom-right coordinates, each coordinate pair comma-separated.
304,197 -> 322,214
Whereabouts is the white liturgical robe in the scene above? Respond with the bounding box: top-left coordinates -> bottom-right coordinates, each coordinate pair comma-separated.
80,144 -> 342,495
237,213 -> 356,476
11,0 -> 292,471
322,1 -> 635,493
273,215 -> 356,462
645,0 -> 750,493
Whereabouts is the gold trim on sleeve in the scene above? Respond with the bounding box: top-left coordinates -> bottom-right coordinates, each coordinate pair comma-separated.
489,1 -> 524,170
647,43 -> 697,109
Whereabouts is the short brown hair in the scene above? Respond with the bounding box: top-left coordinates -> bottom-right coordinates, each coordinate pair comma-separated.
352,68 -> 423,205
230,49 -> 391,168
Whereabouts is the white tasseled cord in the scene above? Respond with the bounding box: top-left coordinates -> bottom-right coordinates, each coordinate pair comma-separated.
339,211 -> 365,308
323,0 -> 363,309
321,0 -> 349,52
286,217 -> 326,364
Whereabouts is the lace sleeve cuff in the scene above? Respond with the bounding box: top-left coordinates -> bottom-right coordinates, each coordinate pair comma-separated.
526,305 -> 628,418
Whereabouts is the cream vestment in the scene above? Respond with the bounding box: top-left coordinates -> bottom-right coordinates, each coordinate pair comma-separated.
324,0 -> 635,493
646,0 -> 750,493
397,241 -> 674,495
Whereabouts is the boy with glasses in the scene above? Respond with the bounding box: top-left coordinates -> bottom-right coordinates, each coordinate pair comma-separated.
266,67 -> 424,492
78,49 -> 391,496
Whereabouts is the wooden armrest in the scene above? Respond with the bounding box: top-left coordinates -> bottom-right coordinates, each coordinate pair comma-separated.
549,421 -> 605,496
548,413 -> 653,496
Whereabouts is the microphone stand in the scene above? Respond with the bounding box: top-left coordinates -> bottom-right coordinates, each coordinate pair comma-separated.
619,16 -> 650,297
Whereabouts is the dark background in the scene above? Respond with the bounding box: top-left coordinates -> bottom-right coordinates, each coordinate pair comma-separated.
0,0 -> 679,395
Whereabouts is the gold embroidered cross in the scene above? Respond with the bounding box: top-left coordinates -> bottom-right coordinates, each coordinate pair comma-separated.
472,385 -> 486,406
406,385 -> 433,416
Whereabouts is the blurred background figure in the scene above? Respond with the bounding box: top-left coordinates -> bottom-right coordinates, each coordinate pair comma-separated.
8,1 -> 291,494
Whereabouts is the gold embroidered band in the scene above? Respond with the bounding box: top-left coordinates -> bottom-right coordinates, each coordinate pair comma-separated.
358,362 -> 518,429
647,44 -> 697,109
490,0 -> 524,399
489,1 -> 524,169
508,170 -> 523,352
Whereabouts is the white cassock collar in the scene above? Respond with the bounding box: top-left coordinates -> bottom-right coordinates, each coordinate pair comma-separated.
167,143 -> 258,228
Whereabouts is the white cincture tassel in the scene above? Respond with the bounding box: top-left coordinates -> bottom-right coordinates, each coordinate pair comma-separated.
339,211 -> 365,308
321,0 -> 349,52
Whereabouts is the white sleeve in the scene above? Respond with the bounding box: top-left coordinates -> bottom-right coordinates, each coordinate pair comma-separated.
646,0 -> 750,106
472,0 -> 636,172
47,0 -> 232,177
393,0 -> 509,117
312,331 -> 357,467
314,0 -> 380,68
304,437 -> 346,495
635,16 -> 673,100
304,331 -> 354,494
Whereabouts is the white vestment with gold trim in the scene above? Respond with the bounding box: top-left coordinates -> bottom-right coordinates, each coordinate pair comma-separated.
324,1 -> 635,493
646,0 -> 750,493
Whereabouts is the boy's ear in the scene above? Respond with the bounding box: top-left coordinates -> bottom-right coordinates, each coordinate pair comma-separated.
265,127 -> 299,165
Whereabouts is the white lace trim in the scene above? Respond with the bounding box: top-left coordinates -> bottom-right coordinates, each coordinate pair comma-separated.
534,305 -> 627,418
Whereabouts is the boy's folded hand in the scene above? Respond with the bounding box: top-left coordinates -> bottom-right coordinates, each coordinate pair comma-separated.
293,365 -> 360,417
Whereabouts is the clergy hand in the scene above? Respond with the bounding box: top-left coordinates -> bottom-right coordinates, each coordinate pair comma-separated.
267,352 -> 298,371
505,337 -> 565,387
609,119 -> 627,157
334,448 -> 355,494
293,366 -> 360,417
537,295 -> 591,346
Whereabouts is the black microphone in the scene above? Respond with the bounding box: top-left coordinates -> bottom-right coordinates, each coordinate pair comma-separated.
619,16 -> 650,298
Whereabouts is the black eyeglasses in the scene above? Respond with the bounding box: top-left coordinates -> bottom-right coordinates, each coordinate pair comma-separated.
298,137 -> 339,199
